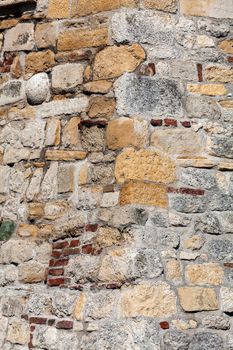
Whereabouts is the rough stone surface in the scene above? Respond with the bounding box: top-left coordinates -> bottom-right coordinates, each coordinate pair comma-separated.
178,287 -> 218,311
4,23 -> 34,51
25,73 -> 50,105
52,63 -> 84,92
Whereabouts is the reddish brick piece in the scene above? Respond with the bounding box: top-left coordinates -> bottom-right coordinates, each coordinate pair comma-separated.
151,119 -> 163,127
197,63 -> 203,82
227,57 -> 233,63
50,258 -> 69,267
21,314 -> 28,320
63,247 -> 80,256
70,239 -> 80,247
164,118 -> 177,127
167,187 -> 205,196
82,244 -> 94,255
85,224 -> 98,232
52,241 -> 69,249
48,319 -> 56,326
47,278 -> 65,286
48,268 -> 64,276
56,320 -> 73,330
224,263 -> 233,268
160,321 -> 169,329
181,121 -> 191,128
105,283 -> 123,289
69,284 -> 84,291
28,333 -> 33,349
51,250 -> 63,258
29,317 -> 47,325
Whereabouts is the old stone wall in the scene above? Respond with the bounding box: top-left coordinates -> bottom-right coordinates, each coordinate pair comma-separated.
0,0 -> 233,349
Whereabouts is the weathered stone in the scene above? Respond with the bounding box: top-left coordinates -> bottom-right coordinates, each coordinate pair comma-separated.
57,164 -> 74,193
0,80 -> 25,107
218,39 -> 233,54
120,282 -> 177,317
195,213 -> 222,234
85,291 -> 116,320
166,260 -> 182,282
163,331 -> 191,350
209,238 -> 233,261
151,129 -> 202,156
26,168 -> 44,201
115,73 -> 183,117
178,286 -> 218,311
0,240 -> 35,264
189,333 -> 224,350
40,162 -> 58,200
187,83 -> 227,96
63,117 -> 80,146
67,255 -> 100,283
17,224 -> 39,238
4,23 -> 34,51
93,44 -> 145,80
205,65 -> 233,83
106,118 -> 148,150
0,166 -> 10,194
26,73 -> 50,105
120,181 -> 168,207
179,168 -> 216,190
35,22 -> 58,48
177,158 -> 217,168
208,194 -> 233,211
58,27 -> 109,51
6,318 -> 29,345
96,227 -> 123,247
101,192 -> 119,207
208,136 -> 233,159
143,0 -> 177,12
115,148 -> 176,184
52,293 -> 76,317
45,118 -> 61,146
186,263 -> 224,285
88,97 -> 115,119
44,201 -> 67,220
19,261 -> 45,283
72,0 -> 137,16
83,80 -> 112,94
220,287 -> 233,313
25,50 -> 55,74
185,95 -> 221,120
196,34 -> 215,48
47,0 -> 70,18
172,319 -> 197,331
170,195 -> 207,213
52,63 -> 84,92
184,235 -> 205,250
81,126 -> 105,152
180,0 -> 233,19
202,315 -> 230,330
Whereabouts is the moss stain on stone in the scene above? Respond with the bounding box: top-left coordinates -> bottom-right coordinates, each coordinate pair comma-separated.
0,221 -> 16,241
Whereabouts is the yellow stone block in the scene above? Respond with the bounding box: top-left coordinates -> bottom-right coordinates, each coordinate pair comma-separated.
72,0 -> 137,16
47,0 -> 70,18
218,39 -> 233,54
45,150 -> 87,161
187,83 -> 227,96
178,286 -> 218,311
185,263 -> 224,285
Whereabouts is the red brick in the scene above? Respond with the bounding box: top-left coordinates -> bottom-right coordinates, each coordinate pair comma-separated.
82,244 -> 95,254
151,119 -> 163,127
167,187 -> 205,196
197,63 -> 203,82
49,258 -> 69,267
29,317 -> 47,325
160,321 -> 169,329
70,239 -> 80,247
85,224 -> 98,232
227,57 -> 233,63
63,247 -> 80,256
21,314 -> 28,320
48,268 -> 64,276
51,250 -> 63,258
181,121 -> 191,128
164,118 -> 177,127
47,278 -> 65,286
56,320 -> 73,330
69,284 -> 84,291
30,325 -> 36,332
224,263 -> 233,268
52,241 -> 69,249
28,333 -> 33,349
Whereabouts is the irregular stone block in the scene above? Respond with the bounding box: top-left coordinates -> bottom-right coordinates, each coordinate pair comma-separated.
205,64 -> 233,83
179,168 -> 216,190
0,221 -> 16,241
180,0 -> 233,19
185,263 -> 224,285
187,83 -> 227,96
221,287 -> 233,313
0,166 -> 10,194
163,331 -> 191,350
35,22 -> 58,48
6,318 -> 29,345
115,73 -> 183,117
178,287 -> 218,311
184,95 -> 221,120
169,195 -> 207,213
25,50 -> 55,74
88,97 -> 115,119
26,73 -> 50,105
208,136 -> 233,159
202,315 -> 230,330
72,0 -> 137,16
218,39 -> 233,54
19,261 -> 46,283
143,0 -> 177,12
47,0 -> 70,18
209,239 -> 233,261
0,80 -> 25,107
52,63 -> 84,92
4,23 -> 34,51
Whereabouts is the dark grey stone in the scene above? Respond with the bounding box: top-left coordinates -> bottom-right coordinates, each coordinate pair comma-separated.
189,332 -> 224,350
134,249 -> 163,279
209,136 -> 233,159
209,239 -> 233,261
169,195 -> 207,213
163,331 -> 191,350
179,168 -> 216,190
195,214 -> 222,235
202,315 -> 230,330
115,73 -> 183,117
157,229 -> 180,249
208,194 -> 233,211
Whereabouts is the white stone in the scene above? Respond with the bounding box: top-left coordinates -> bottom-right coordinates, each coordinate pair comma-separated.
101,192 -> 119,207
0,166 -> 10,194
26,73 -> 50,105
4,23 -> 34,51
221,287 -> 233,313
0,80 -> 25,107
52,63 -> 84,92
40,162 -> 58,200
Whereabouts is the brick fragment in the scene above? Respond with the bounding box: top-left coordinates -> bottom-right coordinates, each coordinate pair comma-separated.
160,321 -> 170,329
56,320 -> 73,329
181,121 -> 191,128
52,241 -> 69,249
70,239 -> 80,247
47,277 -> 65,286
151,119 -> 163,126
48,268 -> 64,276
85,224 -> 98,232
29,317 -> 47,325
167,187 -> 205,196
164,118 -> 178,127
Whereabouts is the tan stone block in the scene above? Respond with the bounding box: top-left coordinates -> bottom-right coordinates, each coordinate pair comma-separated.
107,118 -> 148,150
17,224 -> 39,238
45,118 -> 61,146
96,227 -> 123,247
205,65 -> 233,83
187,83 -> 227,96
63,117 -> 81,146
183,235 -> 205,250
93,44 -> 145,80
28,203 -> 45,220
6,319 -> 29,345
58,27 -> 108,51
25,50 -> 55,74
0,18 -> 19,30
115,148 -> 176,184
180,0 -> 233,19
11,56 -> 23,79
19,261 -> 46,283
143,0 -> 177,12
35,22 -> 58,48
88,97 -> 115,119
178,286 -> 218,311
72,0 -> 137,16
186,263 -> 224,285
84,65 -> 92,81
74,293 -> 87,320
78,162 -> 89,185
47,0 -> 70,18
58,164 -> 74,193
151,129 -> 202,156
44,201 -> 68,220
196,35 -> 215,48
120,181 -> 168,207
172,319 -> 197,331
83,80 -> 112,94
120,282 -> 177,317
8,106 -> 36,120
218,161 -> 233,170
218,39 -> 233,54
45,150 -> 87,161
166,260 -> 182,282
219,100 -> 233,108
177,157 -> 217,168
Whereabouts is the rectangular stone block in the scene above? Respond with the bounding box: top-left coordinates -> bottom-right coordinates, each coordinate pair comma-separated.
120,181 -> 168,207
72,0 -> 137,17
180,0 -> 233,19
4,23 -> 34,52
178,287 -> 218,311
36,97 -> 89,118
45,150 -> 87,161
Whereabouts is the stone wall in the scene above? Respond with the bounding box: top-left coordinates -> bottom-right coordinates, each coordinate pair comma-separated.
0,0 -> 233,349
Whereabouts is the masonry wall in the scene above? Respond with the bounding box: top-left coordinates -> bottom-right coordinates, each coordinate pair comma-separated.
0,0 -> 233,349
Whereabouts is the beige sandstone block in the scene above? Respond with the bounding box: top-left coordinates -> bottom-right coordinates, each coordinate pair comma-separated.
187,83 -> 227,96
45,150 -> 87,161
184,235 -> 205,250
93,44 -> 145,80
106,118 -> 148,150
120,181 -> 168,207
17,224 -> 39,238
25,50 -> 55,74
166,260 -> 182,282
83,80 -> 112,94
180,0 -> 233,19
143,0 -> 177,12
178,286 -> 218,311
6,319 -> 29,345
219,100 -> 233,108
19,261 -> 46,283
72,0 -> 137,16
47,0 -> 70,18
177,157 -> 217,168
205,65 -> 233,83
63,117 -> 81,146
120,282 -> 177,317
88,97 -> 116,119
74,293 -> 87,320
115,148 -> 176,184
35,22 -> 58,48
45,118 -> 61,146
218,39 -> 233,54
58,164 -> 74,193
185,263 -> 224,285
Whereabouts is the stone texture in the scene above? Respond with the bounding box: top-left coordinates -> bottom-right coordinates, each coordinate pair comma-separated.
163,331 -> 191,350
6,318 -> 29,345
35,22 -> 58,48
52,63 -> 84,92
0,80 -> 25,107
218,39 -> 233,54
115,73 -> 183,117
178,287 -> 218,311
73,0 -> 137,16
25,50 -> 55,74
143,0 -> 177,12
47,0 -> 70,18
26,73 -> 50,105
93,44 -> 145,79
45,118 -> 61,146
120,282 -> 177,317
19,261 -> 45,283
83,80 -> 112,94
106,118 -> 148,149
120,181 -> 168,207
88,97 -> 115,119
220,287 -> 233,313
205,65 -> 233,83
189,333 -> 224,350
4,23 -> 34,51
58,27 -> 109,51
187,83 -> 227,96
180,0 -> 233,18
185,263 -> 224,285
115,148 -> 176,184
